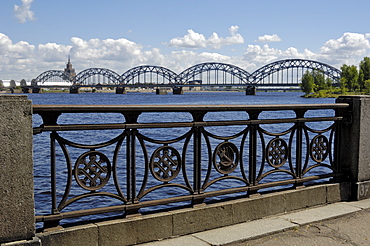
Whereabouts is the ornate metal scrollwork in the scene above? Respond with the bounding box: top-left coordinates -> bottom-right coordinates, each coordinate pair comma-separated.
213,142 -> 239,174
310,135 -> 329,162
150,146 -> 181,182
74,151 -> 111,191
266,138 -> 288,168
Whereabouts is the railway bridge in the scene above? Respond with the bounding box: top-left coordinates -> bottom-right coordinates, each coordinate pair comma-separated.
24,59 -> 341,94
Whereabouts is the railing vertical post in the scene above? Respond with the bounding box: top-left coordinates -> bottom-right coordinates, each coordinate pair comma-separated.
294,109 -> 306,187
194,126 -> 201,191
126,131 -> 132,203
131,129 -> 138,205
50,132 -> 58,214
247,110 -> 260,194
122,112 -> 141,216
191,111 -> 206,206
42,131 -> 62,229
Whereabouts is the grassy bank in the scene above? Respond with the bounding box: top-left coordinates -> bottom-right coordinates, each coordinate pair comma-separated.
302,88 -> 368,98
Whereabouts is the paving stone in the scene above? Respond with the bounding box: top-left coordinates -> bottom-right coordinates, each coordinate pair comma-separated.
278,202 -> 361,225
348,198 -> 370,209
192,217 -> 295,245
138,235 -> 209,246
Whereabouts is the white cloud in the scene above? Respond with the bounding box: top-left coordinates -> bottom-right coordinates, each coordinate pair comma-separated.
0,33 -> 36,79
14,0 -> 36,23
68,37 -> 168,70
0,33 -> 35,59
167,26 -> 244,49
38,43 -> 72,62
243,44 -> 282,64
319,32 -> 370,65
168,30 -> 207,49
242,32 -> 370,70
2,32 -> 370,80
257,34 -> 282,43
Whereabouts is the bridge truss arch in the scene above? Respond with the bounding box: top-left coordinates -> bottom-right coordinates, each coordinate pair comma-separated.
119,65 -> 178,85
74,68 -> 121,85
34,70 -> 71,85
178,62 -> 251,85
250,59 -> 341,85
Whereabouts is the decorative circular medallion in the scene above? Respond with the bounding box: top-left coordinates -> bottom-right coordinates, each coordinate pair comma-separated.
266,138 -> 288,168
74,151 -> 111,191
213,142 -> 239,174
150,146 -> 181,182
310,135 -> 329,162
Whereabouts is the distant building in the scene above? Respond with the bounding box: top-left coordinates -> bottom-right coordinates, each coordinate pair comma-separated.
64,56 -> 76,82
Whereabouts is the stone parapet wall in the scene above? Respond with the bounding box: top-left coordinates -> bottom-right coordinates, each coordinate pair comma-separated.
336,96 -> 370,200
0,95 -> 34,244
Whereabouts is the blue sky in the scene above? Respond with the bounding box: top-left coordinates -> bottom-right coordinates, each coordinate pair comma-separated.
1,0 -> 370,80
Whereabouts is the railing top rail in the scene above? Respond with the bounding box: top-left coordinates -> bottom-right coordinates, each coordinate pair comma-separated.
32,103 -> 349,114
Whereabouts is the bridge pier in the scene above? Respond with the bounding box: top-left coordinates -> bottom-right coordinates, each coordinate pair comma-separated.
156,88 -> 168,95
116,87 -> 127,94
22,87 -> 30,93
173,87 -> 183,94
69,87 -> 79,94
32,88 -> 42,93
246,86 -> 256,95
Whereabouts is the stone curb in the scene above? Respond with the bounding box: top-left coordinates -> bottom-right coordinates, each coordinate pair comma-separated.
139,199 -> 370,246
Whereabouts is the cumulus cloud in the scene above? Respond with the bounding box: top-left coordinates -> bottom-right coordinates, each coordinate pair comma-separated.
0,33 -> 36,79
167,25 -> 244,49
38,43 -> 72,62
2,31 -> 370,80
243,44 -> 282,64
70,37 -> 142,61
0,33 -> 35,59
68,37 -> 168,70
14,0 -> 36,23
167,30 -> 207,49
242,32 -> 370,70
319,32 -> 370,64
257,34 -> 282,43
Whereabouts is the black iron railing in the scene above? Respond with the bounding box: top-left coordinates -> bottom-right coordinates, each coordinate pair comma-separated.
32,103 -> 349,228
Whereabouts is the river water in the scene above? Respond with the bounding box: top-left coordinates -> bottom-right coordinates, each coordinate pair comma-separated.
28,91 -> 336,226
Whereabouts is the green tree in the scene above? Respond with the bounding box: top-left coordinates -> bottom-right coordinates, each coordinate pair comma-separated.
340,64 -> 359,92
312,70 -> 327,90
360,57 -> 370,80
0,80 -> 3,87
20,79 -> 27,86
300,71 -> 315,95
364,79 -> 370,94
359,57 -> 370,90
325,77 -> 333,89
358,69 -> 365,90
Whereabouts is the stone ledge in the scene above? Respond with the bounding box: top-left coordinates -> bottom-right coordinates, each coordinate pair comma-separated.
0,237 -> 41,246
34,183 -> 342,246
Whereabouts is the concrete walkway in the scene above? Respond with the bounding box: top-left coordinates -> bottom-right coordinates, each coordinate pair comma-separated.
139,198 -> 370,246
